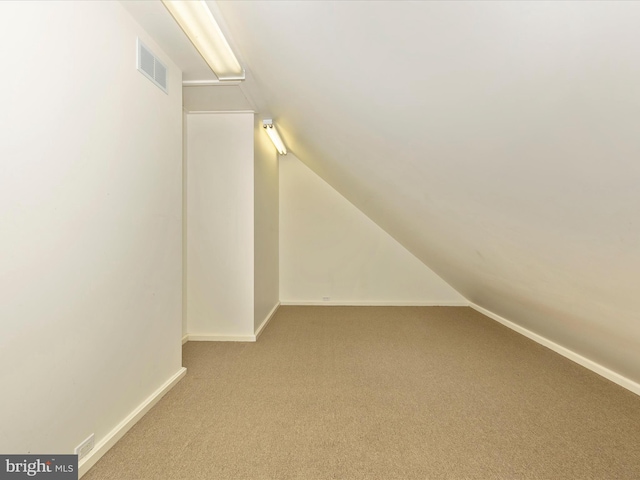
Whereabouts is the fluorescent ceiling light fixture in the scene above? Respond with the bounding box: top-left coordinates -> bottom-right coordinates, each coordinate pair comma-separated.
263,120 -> 287,155
162,0 -> 245,81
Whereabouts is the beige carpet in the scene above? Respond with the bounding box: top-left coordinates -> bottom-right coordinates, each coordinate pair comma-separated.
84,306 -> 640,479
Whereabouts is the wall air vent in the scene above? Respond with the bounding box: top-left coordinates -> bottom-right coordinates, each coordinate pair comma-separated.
137,38 -> 168,93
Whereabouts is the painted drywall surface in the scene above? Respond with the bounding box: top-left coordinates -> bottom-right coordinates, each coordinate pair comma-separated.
182,110 -> 188,338
215,1 -> 640,384
183,85 -> 253,112
0,1 -> 182,454
279,155 -> 465,305
186,113 -> 255,337
254,118 -> 280,330
120,0 -> 217,84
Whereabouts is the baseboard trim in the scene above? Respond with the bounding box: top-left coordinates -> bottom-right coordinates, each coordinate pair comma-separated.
279,301 -> 469,307
79,367 -> 187,478
470,303 -> 640,397
255,302 -> 280,340
187,334 -> 256,342
181,334 -> 188,345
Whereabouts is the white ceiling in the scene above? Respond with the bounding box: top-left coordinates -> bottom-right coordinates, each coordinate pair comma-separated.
144,1 -> 640,385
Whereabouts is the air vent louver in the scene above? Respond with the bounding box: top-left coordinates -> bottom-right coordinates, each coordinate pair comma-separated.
137,39 -> 168,93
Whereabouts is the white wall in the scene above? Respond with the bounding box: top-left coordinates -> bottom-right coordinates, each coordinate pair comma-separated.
186,113 -> 255,337
182,110 -> 188,339
0,0 -> 182,457
279,155 -> 465,305
183,85 -> 253,112
254,119 -> 280,330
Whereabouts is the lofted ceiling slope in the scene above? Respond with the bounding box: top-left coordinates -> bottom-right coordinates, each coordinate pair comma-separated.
211,2 -> 640,384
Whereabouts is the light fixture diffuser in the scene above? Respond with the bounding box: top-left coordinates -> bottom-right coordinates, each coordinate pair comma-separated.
162,0 -> 245,81
263,120 -> 287,155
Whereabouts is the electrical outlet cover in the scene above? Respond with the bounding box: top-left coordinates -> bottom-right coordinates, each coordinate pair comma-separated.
74,434 -> 95,460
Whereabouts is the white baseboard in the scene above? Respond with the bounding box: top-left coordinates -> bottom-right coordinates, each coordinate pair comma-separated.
255,302 -> 280,340
470,303 -> 640,397
79,367 -> 187,478
187,334 -> 256,342
279,301 -> 469,307
181,334 -> 188,345
187,303 -> 465,345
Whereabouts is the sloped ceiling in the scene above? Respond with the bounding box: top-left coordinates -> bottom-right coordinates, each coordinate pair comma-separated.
212,2 -> 640,383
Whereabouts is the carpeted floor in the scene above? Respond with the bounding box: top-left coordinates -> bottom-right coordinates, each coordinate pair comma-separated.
84,306 -> 640,479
